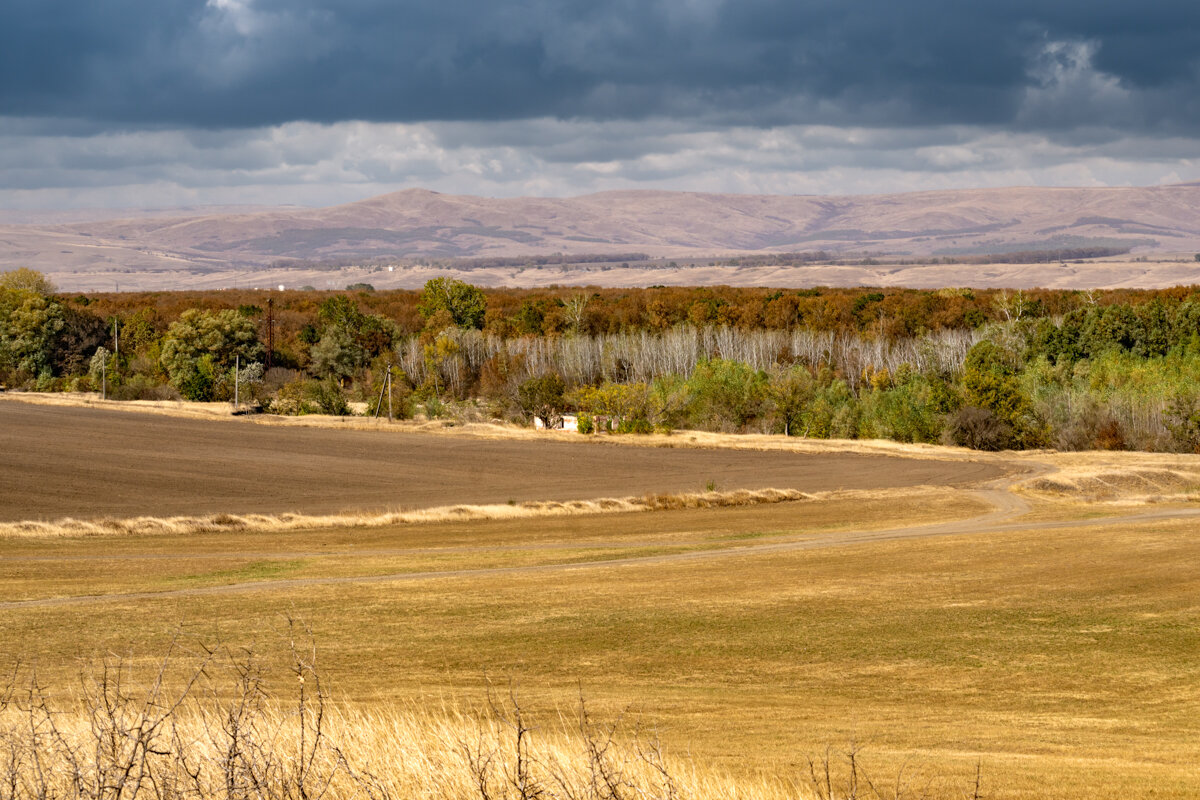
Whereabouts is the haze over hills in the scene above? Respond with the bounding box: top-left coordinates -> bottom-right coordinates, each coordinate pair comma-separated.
4,185 -> 1200,291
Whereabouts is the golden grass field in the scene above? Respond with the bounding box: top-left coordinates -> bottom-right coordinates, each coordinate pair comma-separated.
2,395 -> 1199,799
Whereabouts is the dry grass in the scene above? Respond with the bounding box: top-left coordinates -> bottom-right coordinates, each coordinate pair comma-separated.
0,391 -> 244,420
3,491 -> 1199,799
0,627 -> 982,800
0,702 -> 969,800
0,690 -> 772,800
1019,466 -> 1200,502
1014,450 -> 1200,504
0,488 -> 984,607
0,488 -> 809,540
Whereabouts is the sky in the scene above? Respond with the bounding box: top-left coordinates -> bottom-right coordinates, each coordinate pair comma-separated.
2,0 -> 1200,209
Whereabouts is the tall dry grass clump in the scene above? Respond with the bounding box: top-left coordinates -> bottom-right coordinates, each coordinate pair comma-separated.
0,624 -> 980,800
0,489 -> 811,539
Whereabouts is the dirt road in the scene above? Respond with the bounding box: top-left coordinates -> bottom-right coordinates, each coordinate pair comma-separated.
0,400 -> 1001,521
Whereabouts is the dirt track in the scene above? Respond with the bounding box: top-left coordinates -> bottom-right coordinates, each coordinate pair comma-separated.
0,401 -> 1001,521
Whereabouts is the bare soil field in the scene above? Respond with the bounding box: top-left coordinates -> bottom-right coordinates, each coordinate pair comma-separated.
0,399 -> 1000,522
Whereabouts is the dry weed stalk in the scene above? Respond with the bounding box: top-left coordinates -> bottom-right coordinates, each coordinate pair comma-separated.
0,621 -> 374,800
456,681 -> 682,800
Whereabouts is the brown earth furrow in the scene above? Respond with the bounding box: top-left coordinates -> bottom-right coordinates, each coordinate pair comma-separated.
0,400 -> 1000,521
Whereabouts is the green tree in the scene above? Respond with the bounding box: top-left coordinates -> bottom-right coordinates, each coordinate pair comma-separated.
160,309 -> 264,400
0,268 -> 56,294
1134,300 -> 1171,358
572,382 -> 656,433
316,295 -> 396,360
512,299 -> 548,336
686,358 -> 768,431
1080,304 -> 1138,356
317,295 -> 364,331
960,339 -> 1040,448
768,366 -> 816,436
117,308 -> 162,355
54,304 -> 108,376
803,374 -> 859,439
0,287 -> 65,381
417,278 -> 487,329
310,328 -> 369,382
859,368 -> 943,443
308,295 -> 396,381
518,374 -> 566,428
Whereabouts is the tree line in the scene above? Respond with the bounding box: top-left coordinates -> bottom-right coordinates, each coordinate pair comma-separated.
5,268 -> 1200,451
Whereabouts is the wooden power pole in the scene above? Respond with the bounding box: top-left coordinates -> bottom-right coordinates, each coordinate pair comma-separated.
265,298 -> 275,369
374,364 -> 395,422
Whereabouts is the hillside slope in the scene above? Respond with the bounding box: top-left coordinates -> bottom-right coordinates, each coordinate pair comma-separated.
5,185 -> 1200,289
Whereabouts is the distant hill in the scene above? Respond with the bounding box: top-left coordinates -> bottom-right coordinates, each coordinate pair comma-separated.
4,185 -> 1200,290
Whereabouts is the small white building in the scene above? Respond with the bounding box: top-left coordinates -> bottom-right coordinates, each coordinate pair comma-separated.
534,414 -> 579,432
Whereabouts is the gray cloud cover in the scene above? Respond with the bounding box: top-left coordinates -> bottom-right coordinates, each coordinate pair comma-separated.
2,0 -> 1199,207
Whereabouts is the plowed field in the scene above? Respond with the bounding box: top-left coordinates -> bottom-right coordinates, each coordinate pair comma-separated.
0,400 -> 1000,521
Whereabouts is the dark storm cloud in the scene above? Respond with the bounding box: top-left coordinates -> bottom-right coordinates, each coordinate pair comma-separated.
3,0 -> 1200,133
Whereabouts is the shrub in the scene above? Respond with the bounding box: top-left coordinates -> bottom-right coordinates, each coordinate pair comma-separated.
269,377 -> 349,415
1165,392 -> 1200,453
616,417 -> 654,435
271,378 -> 308,414
1048,397 -> 1127,451
577,412 -> 594,434
1094,418 -> 1127,451
946,406 -> 1014,451
424,395 -> 445,419
176,354 -> 218,401
110,373 -> 180,401
309,379 -> 350,415
801,375 -> 859,439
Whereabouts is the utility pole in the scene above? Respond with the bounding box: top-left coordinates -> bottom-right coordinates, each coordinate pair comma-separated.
374,368 -> 388,420
101,359 -> 106,401
233,355 -> 239,409
112,318 -> 119,361
373,364 -> 395,422
265,298 -> 275,369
